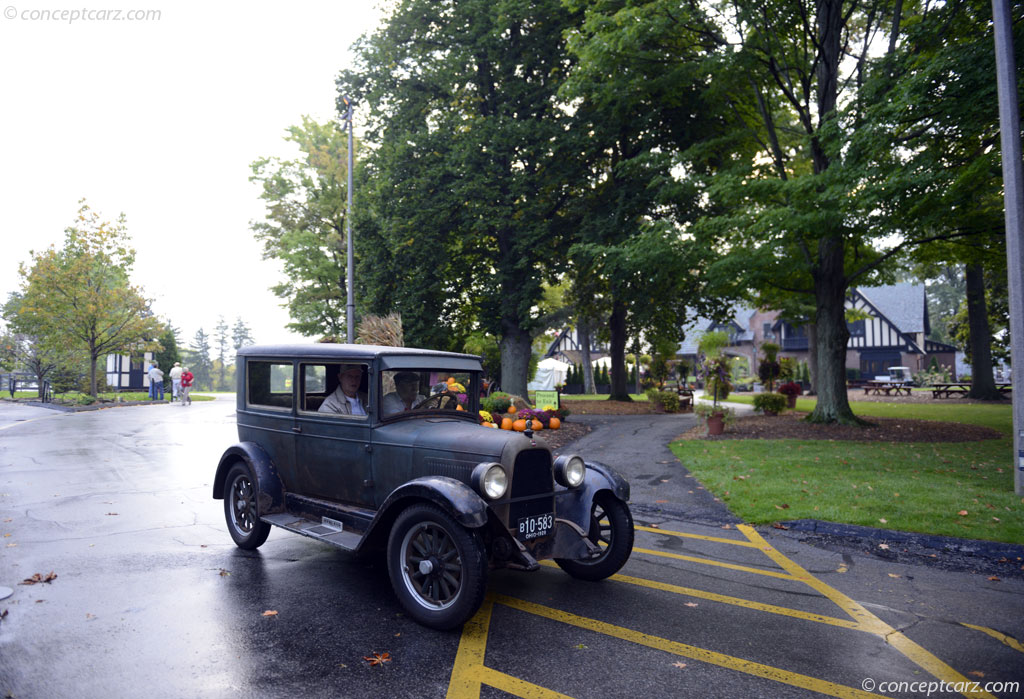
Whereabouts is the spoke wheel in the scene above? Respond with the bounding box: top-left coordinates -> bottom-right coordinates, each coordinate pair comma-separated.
555,492 -> 634,581
223,462 -> 271,550
387,504 -> 487,630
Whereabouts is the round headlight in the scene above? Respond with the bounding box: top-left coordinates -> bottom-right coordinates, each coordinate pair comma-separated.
565,456 -> 585,487
472,462 -> 508,500
554,454 -> 587,488
482,464 -> 507,499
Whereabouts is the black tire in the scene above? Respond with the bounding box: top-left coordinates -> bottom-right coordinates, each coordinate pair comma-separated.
223,462 -> 271,550
387,503 -> 487,630
555,492 -> 634,581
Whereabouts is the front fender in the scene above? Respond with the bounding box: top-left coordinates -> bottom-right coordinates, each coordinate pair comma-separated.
359,476 -> 489,552
212,443 -> 285,516
554,460 -> 630,537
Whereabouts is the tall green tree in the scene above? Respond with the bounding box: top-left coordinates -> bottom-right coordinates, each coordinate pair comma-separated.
250,118 -> 353,338
4,202 -> 162,396
213,316 -> 230,390
186,328 -> 213,391
231,317 -> 255,351
153,324 -> 181,377
337,0 -> 587,397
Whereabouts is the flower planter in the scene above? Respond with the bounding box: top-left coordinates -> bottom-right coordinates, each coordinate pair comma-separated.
786,394 -> 798,409
706,412 -> 725,435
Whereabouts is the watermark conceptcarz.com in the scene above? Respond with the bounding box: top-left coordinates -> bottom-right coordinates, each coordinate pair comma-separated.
3,6 -> 162,23
861,678 -> 1019,696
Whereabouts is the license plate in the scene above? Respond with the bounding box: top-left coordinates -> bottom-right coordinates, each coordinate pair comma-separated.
517,513 -> 554,540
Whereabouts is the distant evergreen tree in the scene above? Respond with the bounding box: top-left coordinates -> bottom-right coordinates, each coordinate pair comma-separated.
186,328 -> 214,390
214,316 -> 230,390
232,317 -> 255,351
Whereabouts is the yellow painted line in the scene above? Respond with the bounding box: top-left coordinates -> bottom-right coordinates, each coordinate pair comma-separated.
960,623 -> 1024,654
0,413 -> 63,431
495,594 -> 887,699
633,546 -> 798,580
477,667 -> 575,699
635,524 -> 761,548
538,560 -> 863,631
446,598 -> 493,699
739,524 -> 997,699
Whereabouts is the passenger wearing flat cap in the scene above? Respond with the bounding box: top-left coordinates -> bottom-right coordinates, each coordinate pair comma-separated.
382,371 -> 426,416
319,364 -> 368,415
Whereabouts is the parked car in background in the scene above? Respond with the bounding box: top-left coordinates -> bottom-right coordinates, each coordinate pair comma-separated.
213,344 -> 634,629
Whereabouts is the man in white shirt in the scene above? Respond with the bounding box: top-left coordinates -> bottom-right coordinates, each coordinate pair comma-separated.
382,371 -> 426,416
168,362 -> 183,401
148,362 -> 164,401
318,364 -> 368,415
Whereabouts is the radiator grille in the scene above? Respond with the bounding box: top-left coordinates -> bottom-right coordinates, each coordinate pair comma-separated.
509,449 -> 554,541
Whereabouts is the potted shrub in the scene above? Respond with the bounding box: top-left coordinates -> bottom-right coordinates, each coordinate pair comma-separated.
758,342 -> 781,392
697,331 -> 733,434
695,402 -> 735,435
778,381 -> 802,409
753,392 -> 787,416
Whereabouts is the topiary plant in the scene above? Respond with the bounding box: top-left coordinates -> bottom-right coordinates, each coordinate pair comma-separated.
753,392 -> 787,415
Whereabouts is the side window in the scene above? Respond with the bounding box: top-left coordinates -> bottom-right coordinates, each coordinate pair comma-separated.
247,361 -> 294,410
309,363 -> 370,418
300,364 -> 328,413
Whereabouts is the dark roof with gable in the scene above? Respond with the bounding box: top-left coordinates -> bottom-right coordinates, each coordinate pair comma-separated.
856,283 -> 925,334
677,306 -> 755,355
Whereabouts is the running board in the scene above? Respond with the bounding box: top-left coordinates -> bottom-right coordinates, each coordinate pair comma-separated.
262,513 -> 365,551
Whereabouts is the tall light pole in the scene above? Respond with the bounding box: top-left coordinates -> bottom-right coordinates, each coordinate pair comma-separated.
991,0 -> 1024,494
341,96 -> 356,344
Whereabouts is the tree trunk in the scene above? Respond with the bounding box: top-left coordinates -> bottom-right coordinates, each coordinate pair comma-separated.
499,325 -> 532,400
578,319 -> 596,394
806,322 -> 817,395
965,264 -> 1003,400
89,351 -> 99,398
607,299 -> 632,401
807,240 -> 863,424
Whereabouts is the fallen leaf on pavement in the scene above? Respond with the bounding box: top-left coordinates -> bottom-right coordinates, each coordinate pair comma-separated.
878,544 -> 890,550
262,610 -> 279,617
987,576 -> 1000,582
969,670 -> 985,678
0,609 -> 7,620
655,500 -> 668,504
836,566 -> 848,573
105,512 -> 118,516
219,569 -> 230,577
684,602 -> 698,608
888,573 -> 900,578
364,652 -> 391,667
19,571 -> 57,585
772,522 -> 789,530
672,662 -> 687,669
648,523 -> 659,529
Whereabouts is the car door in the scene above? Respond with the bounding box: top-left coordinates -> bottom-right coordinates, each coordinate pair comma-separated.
293,361 -> 375,506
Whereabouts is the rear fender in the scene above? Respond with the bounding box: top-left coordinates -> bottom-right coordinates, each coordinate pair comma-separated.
212,443 -> 285,516
554,460 -> 630,536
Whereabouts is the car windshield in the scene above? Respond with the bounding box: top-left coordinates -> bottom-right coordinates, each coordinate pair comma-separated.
380,369 -> 477,419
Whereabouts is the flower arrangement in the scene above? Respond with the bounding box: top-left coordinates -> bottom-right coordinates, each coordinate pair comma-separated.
778,382 -> 802,397
478,409 -> 493,425
700,355 -> 732,406
694,402 -> 736,423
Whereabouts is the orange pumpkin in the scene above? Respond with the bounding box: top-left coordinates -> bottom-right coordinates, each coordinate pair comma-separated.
531,419 -> 543,431
512,419 -> 527,432
548,417 -> 561,430
507,405 -> 517,414
500,417 -> 513,430
456,405 -> 465,411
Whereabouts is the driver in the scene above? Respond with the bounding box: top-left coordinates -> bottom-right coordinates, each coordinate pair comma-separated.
382,371 -> 427,416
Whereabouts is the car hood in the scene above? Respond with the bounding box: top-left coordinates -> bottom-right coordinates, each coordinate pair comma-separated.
374,417 -> 549,464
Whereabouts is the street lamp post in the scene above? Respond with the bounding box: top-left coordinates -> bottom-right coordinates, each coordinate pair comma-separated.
991,0 -> 1024,494
341,96 -> 356,345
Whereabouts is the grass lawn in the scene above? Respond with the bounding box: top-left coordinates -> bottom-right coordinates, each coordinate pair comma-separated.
677,396 -> 1022,544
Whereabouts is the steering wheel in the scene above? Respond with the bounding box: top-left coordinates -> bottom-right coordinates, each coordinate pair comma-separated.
413,391 -> 460,411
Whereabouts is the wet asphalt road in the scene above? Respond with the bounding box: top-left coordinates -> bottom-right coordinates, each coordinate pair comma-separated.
1,399 -> 1023,698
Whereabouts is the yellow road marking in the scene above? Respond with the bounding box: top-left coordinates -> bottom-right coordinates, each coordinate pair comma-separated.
633,546 -> 798,580
495,594 -> 887,699
960,623 -> 1024,654
739,525 -> 996,699
446,598 -> 493,699
635,524 -> 761,547
477,667 -> 575,699
537,560 -> 862,631
0,413 -> 63,431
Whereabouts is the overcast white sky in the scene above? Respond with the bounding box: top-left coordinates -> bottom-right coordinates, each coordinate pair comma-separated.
0,0 -> 385,347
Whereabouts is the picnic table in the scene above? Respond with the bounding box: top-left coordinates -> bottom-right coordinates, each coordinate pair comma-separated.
930,382 -> 1013,398
863,380 -> 912,396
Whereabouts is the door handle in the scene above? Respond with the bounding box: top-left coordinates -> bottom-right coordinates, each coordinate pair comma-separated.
292,426 -> 302,433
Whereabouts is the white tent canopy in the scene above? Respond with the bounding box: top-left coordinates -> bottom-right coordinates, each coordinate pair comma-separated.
527,357 -> 571,391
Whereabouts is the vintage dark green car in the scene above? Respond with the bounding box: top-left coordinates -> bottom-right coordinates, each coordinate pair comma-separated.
213,344 -> 634,629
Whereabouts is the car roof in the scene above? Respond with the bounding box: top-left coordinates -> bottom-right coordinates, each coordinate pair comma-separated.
237,343 -> 480,362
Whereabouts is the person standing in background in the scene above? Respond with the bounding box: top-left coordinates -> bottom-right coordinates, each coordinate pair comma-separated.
169,362 -> 183,402
148,362 -> 165,401
180,367 -> 194,406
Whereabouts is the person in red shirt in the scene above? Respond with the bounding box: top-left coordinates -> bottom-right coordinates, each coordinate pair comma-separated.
180,367 -> 194,406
